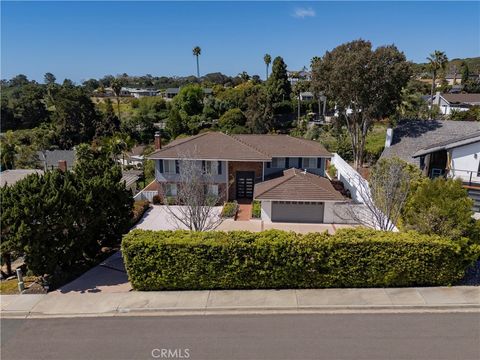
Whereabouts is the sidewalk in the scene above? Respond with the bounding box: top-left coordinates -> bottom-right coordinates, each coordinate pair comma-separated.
1,287 -> 479,318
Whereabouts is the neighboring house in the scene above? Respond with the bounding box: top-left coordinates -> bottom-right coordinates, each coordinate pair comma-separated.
118,145 -> 146,168
163,87 -> 212,99
0,169 -> 44,187
381,119 -> 480,212
429,92 -> 480,115
299,91 -> 314,101
37,150 -> 76,171
121,170 -> 142,193
287,69 -> 311,86
148,131 -> 350,223
122,87 -> 159,98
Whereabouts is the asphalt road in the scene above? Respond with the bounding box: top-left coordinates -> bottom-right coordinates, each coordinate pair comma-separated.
2,313 -> 479,360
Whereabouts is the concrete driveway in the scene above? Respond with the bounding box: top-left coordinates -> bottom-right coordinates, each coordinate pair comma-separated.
134,205 -> 223,231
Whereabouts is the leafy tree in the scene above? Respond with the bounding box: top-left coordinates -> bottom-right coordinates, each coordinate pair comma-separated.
266,56 -> 291,103
402,178 -> 475,240
8,74 -> 29,87
461,61 -> 470,84
427,50 -> 448,119
172,84 -> 204,116
44,72 -> 56,85
239,71 -> 250,83
111,78 -> 123,120
264,54 -> 272,79
193,46 -> 202,77
218,108 -> 247,133
165,108 -> 185,139
312,40 -> 411,168
95,98 -> 120,138
0,131 -> 18,169
245,86 -> 274,133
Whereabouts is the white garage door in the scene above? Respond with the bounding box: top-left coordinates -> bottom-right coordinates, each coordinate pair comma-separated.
271,201 -> 324,223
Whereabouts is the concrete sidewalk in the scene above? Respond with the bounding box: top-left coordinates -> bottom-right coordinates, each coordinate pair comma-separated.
1,287 -> 479,318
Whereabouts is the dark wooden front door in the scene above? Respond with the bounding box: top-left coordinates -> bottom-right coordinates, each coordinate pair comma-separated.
236,171 -> 255,199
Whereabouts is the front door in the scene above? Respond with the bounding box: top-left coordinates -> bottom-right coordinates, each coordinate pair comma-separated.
236,171 -> 255,199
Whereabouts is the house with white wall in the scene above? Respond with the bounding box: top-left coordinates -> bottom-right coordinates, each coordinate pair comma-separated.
430,92 -> 480,115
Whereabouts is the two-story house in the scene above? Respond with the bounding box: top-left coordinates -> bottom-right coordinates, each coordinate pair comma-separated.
148,131 -> 348,223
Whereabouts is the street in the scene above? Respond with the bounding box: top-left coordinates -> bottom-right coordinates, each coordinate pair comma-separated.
1,313 -> 479,360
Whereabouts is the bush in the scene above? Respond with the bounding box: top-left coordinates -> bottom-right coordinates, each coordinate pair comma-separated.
222,201 -> 238,218
327,164 -> 337,178
152,195 -> 161,205
252,200 -> 261,218
131,200 -> 150,225
122,228 -> 479,290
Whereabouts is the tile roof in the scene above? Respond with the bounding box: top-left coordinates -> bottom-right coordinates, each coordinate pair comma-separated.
148,132 -> 331,161
381,120 -> 480,165
0,169 -> 44,187
254,168 -> 345,202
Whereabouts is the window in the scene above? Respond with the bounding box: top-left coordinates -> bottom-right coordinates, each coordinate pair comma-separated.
271,157 -> 286,168
204,161 -> 219,175
163,160 -> 176,174
165,183 -> 177,196
207,184 -> 219,196
303,158 -> 317,168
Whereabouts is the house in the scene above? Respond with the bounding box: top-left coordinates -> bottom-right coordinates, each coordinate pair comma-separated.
164,88 -> 180,99
122,87 -> 159,98
118,145 -> 146,168
0,169 -> 44,187
381,119 -> 480,213
121,170 -> 142,193
429,92 -> 480,115
299,91 -> 314,101
148,131 -> 350,223
37,150 -> 76,171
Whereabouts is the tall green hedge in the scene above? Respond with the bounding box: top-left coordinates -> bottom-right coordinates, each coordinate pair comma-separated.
122,228 -> 479,290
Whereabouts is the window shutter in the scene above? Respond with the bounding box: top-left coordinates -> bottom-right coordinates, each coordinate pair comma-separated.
175,160 -> 180,174
202,161 -> 206,172
298,157 -> 303,168
317,158 -> 322,169
217,161 -> 222,175
159,160 -> 164,173
266,162 -> 271,168
285,158 -> 290,168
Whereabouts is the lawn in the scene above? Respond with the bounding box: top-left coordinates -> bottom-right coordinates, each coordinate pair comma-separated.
0,276 -> 37,294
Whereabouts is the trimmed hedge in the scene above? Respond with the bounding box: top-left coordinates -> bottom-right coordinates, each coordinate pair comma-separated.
122,228 -> 479,290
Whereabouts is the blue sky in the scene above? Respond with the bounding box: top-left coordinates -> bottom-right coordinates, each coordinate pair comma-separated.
2,1 -> 479,83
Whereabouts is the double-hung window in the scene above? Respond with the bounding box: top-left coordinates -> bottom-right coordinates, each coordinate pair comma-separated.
163,160 -> 176,174
165,183 -> 177,196
271,157 -> 286,168
303,157 -> 317,168
203,161 -> 221,175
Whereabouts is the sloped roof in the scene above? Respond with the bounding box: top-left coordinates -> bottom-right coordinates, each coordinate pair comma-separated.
381,120 -> 480,166
413,132 -> 480,157
254,168 -> 345,202
37,150 -> 76,170
1,169 -> 44,187
441,93 -> 480,105
148,132 -> 332,161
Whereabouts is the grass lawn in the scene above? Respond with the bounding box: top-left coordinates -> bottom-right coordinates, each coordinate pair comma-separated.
0,276 -> 37,294
365,124 -> 387,163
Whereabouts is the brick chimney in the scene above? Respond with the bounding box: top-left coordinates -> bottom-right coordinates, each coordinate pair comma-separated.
154,131 -> 162,150
58,160 -> 67,172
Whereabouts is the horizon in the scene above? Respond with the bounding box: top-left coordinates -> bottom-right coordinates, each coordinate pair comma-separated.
1,1 -> 479,83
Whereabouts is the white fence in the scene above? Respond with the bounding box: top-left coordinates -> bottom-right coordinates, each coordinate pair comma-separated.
133,180 -> 158,202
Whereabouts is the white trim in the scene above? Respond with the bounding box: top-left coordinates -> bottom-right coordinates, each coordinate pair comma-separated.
148,156 -> 332,161
257,198 -> 348,203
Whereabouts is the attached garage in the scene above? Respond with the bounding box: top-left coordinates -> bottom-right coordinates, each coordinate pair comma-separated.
271,201 -> 324,223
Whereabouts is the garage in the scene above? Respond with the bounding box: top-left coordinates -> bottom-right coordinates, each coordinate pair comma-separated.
271,201 -> 324,223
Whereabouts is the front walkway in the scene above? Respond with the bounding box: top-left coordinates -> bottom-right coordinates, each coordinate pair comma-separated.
2,287 -> 478,318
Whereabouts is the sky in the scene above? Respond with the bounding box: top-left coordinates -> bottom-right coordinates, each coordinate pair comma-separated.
1,1 -> 479,83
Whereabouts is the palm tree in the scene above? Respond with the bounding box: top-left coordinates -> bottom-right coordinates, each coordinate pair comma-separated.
264,54 -> 272,80
111,78 -> 123,121
192,46 -> 201,78
427,50 -> 448,119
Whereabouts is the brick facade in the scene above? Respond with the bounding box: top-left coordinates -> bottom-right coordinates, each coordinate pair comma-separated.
227,161 -> 263,200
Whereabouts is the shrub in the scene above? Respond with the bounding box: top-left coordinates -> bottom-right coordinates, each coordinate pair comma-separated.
252,200 -> 261,218
131,200 -> 150,226
152,195 -> 161,205
222,201 -> 238,218
122,228 -> 479,290
327,164 -> 337,178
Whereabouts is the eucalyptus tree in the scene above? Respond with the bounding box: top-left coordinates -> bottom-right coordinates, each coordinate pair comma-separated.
264,53 -> 272,79
427,50 -> 448,119
193,46 -> 202,77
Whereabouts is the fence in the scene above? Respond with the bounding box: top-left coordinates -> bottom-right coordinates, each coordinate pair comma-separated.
133,180 -> 158,202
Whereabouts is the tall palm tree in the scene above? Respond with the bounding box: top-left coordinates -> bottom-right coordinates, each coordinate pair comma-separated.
427,50 -> 448,119
264,54 -> 272,80
111,78 -> 123,121
192,46 -> 201,78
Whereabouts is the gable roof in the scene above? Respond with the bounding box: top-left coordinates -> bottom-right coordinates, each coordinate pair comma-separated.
254,168 -> 345,202
148,132 -> 332,161
413,132 -> 480,157
441,93 -> 480,105
1,169 -> 44,187
381,120 -> 480,165
37,150 -> 76,170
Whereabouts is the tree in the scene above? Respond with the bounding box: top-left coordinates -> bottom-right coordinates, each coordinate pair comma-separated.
402,178 -> 475,241
218,108 -> 247,133
245,86 -> 274,133
239,71 -> 250,83
292,80 -> 310,123
264,54 -> 272,79
427,50 -> 448,119
312,40 -> 411,168
0,131 -> 18,170
266,56 -> 291,103
344,157 -> 422,231
44,72 -> 56,85
95,98 -> 120,138
461,62 -> 470,84
111,78 -> 123,121
162,155 -> 224,231
165,108 -> 185,138
193,46 -> 202,77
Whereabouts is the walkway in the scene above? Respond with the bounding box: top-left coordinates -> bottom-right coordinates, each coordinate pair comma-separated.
236,201 -> 252,221
1,287 -> 478,318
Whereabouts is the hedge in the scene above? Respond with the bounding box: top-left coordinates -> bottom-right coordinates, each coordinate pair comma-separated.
122,228 -> 479,290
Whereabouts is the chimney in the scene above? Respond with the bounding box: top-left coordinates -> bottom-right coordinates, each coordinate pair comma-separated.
385,128 -> 393,148
435,91 -> 441,106
154,132 -> 162,150
58,160 -> 67,172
